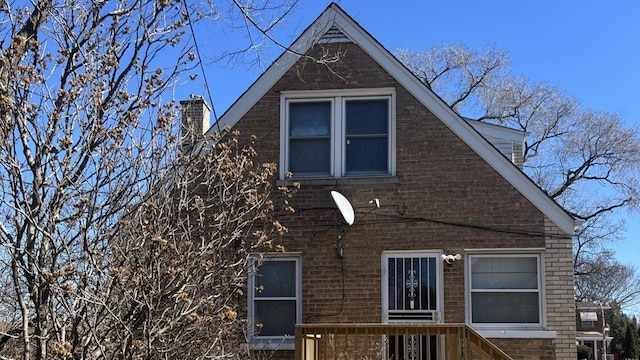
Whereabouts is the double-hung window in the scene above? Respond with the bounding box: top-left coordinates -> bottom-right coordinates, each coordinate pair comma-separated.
468,254 -> 543,328
248,255 -> 301,348
281,89 -> 395,179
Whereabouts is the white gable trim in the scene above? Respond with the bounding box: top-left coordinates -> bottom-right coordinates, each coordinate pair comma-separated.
209,4 -> 575,235
213,6 -> 341,131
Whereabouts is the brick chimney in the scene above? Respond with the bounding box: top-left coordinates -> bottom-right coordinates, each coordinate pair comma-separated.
179,97 -> 211,151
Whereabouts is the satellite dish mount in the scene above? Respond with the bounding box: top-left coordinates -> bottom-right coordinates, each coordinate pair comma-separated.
330,191 -> 380,259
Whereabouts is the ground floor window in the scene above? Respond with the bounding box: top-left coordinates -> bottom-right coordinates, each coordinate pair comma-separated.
467,253 -> 542,328
248,254 -> 301,346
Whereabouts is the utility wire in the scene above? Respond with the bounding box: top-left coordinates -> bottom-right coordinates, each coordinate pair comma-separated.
281,207 -> 572,240
181,0 -> 222,134
180,1 -> 571,241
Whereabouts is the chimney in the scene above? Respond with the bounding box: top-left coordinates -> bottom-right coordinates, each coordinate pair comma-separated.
180,97 -> 211,151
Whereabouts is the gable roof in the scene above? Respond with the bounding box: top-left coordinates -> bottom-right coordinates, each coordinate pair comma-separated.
208,3 -> 576,235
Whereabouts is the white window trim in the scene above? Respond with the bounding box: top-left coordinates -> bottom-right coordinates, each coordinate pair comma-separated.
279,88 -> 396,179
465,252 -> 546,330
381,250 -> 444,324
247,254 -> 302,350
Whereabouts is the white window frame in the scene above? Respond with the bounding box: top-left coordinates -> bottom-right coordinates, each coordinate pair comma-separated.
466,252 -> 545,330
247,254 -> 302,350
280,88 -> 396,179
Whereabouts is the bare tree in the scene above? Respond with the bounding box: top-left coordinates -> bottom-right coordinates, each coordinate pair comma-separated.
575,252 -> 640,310
397,44 -> 510,118
397,44 -> 640,216
397,43 -> 640,307
0,0 -> 299,359
574,220 -> 640,309
75,132 -> 295,359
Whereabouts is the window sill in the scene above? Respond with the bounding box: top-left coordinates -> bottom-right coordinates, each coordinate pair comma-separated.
477,330 -> 557,339
277,176 -> 399,187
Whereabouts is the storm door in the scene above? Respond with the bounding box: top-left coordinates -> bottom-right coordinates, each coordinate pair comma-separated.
382,253 -> 442,360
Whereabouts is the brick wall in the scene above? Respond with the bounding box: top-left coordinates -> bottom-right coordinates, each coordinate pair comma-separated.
491,338 -> 556,360
231,42 -> 574,359
544,218 -> 578,360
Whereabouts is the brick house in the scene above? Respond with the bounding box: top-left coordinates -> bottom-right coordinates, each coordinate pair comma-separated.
182,3 -> 577,359
576,302 -> 613,360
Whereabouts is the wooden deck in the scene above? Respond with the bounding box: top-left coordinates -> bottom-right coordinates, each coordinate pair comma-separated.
294,323 -> 513,360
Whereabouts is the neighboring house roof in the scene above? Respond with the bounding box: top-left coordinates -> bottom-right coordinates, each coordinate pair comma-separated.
576,302 -> 612,310
465,118 -> 528,165
465,118 -> 529,142
208,2 -> 576,235
577,331 -> 610,341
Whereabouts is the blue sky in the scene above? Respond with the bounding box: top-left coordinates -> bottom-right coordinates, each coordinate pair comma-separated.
187,0 -> 640,309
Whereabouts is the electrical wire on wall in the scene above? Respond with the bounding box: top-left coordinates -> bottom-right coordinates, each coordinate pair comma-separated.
282,205 -> 573,240
295,200 -> 572,321
304,256 -> 346,322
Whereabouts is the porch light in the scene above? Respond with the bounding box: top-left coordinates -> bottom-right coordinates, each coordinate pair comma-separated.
304,334 -> 321,360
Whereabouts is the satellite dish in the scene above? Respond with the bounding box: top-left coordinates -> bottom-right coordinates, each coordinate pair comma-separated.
331,191 -> 355,226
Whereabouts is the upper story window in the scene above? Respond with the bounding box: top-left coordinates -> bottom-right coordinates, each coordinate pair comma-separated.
467,253 -> 543,329
280,88 -> 396,179
580,312 -> 598,328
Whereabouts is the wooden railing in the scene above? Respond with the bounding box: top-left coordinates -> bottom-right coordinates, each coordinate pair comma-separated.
294,323 -> 513,360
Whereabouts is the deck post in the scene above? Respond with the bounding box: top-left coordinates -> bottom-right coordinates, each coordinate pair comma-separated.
458,326 -> 467,360
294,325 -> 302,360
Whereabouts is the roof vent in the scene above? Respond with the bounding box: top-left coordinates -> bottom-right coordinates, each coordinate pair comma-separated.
318,26 -> 351,43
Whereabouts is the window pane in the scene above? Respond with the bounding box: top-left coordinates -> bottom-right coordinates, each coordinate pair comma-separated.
419,257 -> 437,311
346,138 -> 387,173
388,258 -> 397,310
345,99 -> 389,174
388,258 -> 404,310
471,292 -> 540,323
255,261 -> 296,297
471,257 -> 538,289
290,139 -> 330,174
290,102 -> 331,137
403,258 -> 415,310
346,99 -> 388,135
255,300 -> 296,336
